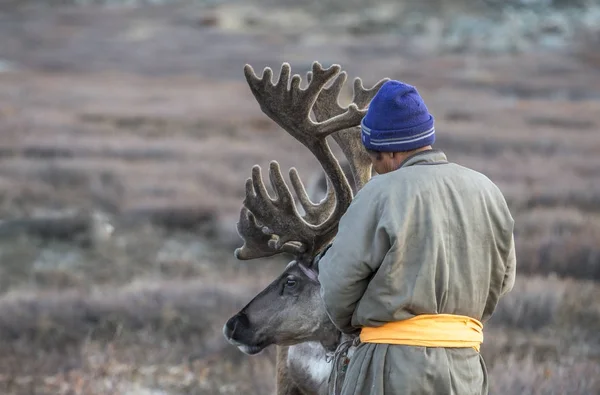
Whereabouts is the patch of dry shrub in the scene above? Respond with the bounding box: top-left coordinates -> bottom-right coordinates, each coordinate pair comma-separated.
0,340 -> 276,395
488,275 -> 567,330
522,188 -> 600,213
513,208 -> 600,280
517,234 -> 600,279
0,281 -> 249,374
482,328 -> 562,369
575,26 -> 600,68
488,354 -> 600,395
0,224 -> 224,294
0,287 -> 181,343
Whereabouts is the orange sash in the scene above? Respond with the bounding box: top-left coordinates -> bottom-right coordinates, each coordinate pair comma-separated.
360,314 -> 483,352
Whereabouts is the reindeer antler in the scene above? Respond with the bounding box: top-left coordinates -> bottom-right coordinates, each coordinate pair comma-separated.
243,62 -> 366,142
310,71 -> 389,192
235,61 -> 386,261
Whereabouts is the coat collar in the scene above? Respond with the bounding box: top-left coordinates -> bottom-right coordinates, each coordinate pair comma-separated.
398,149 -> 448,169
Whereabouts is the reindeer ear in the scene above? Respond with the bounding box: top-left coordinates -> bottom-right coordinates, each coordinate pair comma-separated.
311,242 -> 334,272
312,258 -> 321,273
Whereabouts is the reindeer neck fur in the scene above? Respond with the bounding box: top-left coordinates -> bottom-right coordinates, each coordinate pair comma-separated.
285,335 -> 357,395
286,342 -> 330,395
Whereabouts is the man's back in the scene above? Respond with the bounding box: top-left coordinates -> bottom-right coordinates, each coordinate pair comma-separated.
350,150 -> 516,327
319,149 -> 516,395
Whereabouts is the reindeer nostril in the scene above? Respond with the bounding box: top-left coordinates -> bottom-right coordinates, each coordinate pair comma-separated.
225,317 -> 236,337
236,312 -> 250,327
225,313 -> 249,339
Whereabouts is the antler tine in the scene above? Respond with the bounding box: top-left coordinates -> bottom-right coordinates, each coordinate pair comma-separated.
234,207 -> 278,260
352,77 -> 390,109
307,69 -> 348,119
289,167 -> 336,224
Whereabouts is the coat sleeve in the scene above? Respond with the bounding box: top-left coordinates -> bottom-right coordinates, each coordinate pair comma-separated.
317,183 -> 391,334
500,233 -> 517,296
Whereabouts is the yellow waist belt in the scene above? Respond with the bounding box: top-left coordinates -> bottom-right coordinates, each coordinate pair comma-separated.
360,314 -> 484,352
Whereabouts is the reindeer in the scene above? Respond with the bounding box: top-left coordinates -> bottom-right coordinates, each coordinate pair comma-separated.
222,61 -> 387,395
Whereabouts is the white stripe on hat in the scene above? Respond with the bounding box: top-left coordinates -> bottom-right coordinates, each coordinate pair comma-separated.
368,129 -> 435,146
368,126 -> 435,143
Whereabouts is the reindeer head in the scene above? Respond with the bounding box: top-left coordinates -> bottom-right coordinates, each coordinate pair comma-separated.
223,62 -> 387,355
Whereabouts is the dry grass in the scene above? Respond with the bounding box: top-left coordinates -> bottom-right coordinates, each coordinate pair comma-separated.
0,229 -> 283,394
576,23 -> 600,68
0,349 -> 276,395
0,227 -> 597,394
512,208 -> 600,280
488,355 -> 600,395
487,276 -> 568,330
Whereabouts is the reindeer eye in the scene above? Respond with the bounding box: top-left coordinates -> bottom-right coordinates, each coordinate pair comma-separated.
285,277 -> 297,288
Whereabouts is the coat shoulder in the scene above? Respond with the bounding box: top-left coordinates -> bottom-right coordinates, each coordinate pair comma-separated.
354,174 -> 390,202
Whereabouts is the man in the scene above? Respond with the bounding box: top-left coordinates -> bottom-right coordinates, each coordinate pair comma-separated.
318,80 -> 516,394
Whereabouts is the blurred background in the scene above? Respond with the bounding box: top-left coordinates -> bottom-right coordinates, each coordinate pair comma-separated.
0,0 -> 599,394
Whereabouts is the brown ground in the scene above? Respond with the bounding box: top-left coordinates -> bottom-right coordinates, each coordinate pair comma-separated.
0,2 -> 599,394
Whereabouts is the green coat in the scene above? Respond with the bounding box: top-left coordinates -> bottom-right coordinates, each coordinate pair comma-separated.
318,150 -> 516,395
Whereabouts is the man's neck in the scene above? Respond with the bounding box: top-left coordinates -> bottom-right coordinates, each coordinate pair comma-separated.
391,146 -> 433,170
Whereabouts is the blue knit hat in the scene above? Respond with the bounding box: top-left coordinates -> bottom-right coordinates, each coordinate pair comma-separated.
361,80 -> 435,152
